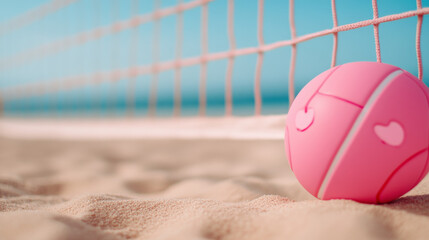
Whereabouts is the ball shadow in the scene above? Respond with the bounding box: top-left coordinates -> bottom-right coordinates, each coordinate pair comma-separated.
380,194 -> 429,217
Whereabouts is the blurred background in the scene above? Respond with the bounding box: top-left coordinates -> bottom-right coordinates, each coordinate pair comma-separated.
0,0 -> 428,118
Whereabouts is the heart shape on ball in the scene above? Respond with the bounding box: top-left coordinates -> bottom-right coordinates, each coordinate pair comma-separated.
295,108 -> 314,131
374,121 -> 404,146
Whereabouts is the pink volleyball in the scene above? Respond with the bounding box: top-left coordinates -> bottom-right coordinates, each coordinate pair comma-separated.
284,62 -> 429,203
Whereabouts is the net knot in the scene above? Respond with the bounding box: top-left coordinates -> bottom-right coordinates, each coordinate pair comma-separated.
128,66 -> 139,78
111,22 -> 124,33
151,64 -> 160,73
174,60 -> 181,69
93,73 -> 104,83
200,55 -> 209,63
76,33 -> 89,44
227,50 -> 235,59
130,16 -> 141,28
110,70 -> 122,81
153,11 -> 162,20
176,3 -> 186,12
257,46 -> 266,54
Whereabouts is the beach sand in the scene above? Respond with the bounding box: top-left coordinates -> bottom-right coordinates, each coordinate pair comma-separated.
1,136 -> 429,240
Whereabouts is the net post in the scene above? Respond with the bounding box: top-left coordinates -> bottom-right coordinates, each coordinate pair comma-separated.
416,0 -> 423,81
288,0 -> 297,106
331,0 -> 338,68
372,0 -> 382,62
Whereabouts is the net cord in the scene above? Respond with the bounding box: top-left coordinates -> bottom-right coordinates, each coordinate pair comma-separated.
148,0 -> 162,117
3,7 -> 427,101
199,3 -> 209,116
225,0 -> 236,116
331,0 -> 338,68
254,0 -> 264,115
173,0 -> 184,117
372,0 -> 382,63
288,0 -> 297,105
417,0 -> 423,81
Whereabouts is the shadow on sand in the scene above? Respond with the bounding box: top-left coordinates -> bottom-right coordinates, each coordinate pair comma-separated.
381,194 -> 429,217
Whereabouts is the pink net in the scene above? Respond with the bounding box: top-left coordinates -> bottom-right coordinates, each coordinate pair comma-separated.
0,0 -> 427,117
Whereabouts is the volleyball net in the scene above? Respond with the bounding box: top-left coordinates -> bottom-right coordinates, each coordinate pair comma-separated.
0,0 -> 427,117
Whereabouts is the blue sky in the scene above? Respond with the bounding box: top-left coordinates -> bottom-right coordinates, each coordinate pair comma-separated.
0,0 -> 428,116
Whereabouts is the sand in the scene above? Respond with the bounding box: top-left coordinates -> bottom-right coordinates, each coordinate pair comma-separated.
1,133 -> 429,239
